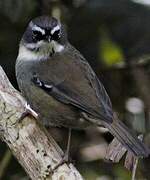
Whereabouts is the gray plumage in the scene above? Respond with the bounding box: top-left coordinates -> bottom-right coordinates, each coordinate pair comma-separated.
16,16 -> 149,157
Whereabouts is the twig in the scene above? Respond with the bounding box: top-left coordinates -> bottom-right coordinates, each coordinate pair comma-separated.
131,157 -> 138,180
0,66 -> 83,180
131,135 -> 143,180
105,137 -> 126,162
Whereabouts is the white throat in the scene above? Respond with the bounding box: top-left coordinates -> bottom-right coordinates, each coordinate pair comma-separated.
17,40 -> 64,61
51,41 -> 64,52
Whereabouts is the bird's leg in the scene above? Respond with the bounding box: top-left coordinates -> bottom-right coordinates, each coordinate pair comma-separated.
52,128 -> 72,171
63,128 -> 72,162
19,103 -> 38,122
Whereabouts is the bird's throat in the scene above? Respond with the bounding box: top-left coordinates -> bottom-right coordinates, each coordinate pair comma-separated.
17,41 -> 64,61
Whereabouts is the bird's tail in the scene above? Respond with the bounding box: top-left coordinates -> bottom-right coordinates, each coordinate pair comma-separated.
104,119 -> 150,157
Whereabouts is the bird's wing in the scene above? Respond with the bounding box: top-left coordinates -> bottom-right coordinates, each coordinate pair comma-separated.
32,45 -> 113,123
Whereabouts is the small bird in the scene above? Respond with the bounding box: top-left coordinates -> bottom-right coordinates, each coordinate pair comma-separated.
16,16 -> 149,160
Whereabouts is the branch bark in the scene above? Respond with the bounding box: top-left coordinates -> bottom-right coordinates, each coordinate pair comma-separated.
0,66 -> 83,180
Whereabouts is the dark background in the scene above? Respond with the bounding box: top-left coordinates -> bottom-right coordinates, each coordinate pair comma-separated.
0,0 -> 150,179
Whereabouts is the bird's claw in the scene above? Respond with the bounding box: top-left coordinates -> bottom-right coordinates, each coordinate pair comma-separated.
51,152 -> 73,172
18,103 -> 38,122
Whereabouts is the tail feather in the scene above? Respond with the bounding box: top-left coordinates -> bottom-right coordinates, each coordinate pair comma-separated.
104,120 -> 150,157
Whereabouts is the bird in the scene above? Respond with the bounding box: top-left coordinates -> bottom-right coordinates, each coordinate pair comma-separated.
15,16 -> 149,162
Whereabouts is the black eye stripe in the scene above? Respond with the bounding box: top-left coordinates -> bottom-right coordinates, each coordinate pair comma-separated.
53,30 -> 60,35
32,30 -> 45,41
32,30 -> 42,36
32,29 -> 61,41
51,30 -> 61,40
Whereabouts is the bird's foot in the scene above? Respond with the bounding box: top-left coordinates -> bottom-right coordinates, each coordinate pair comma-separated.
52,152 -> 73,172
18,103 -> 38,122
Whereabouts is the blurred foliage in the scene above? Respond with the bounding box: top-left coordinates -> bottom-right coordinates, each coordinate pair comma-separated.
99,29 -> 124,66
0,0 -> 37,23
0,0 -> 150,179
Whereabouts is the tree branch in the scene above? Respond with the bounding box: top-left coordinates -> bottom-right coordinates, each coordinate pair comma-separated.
0,66 -> 83,180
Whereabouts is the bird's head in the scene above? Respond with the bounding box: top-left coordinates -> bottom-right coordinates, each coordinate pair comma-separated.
20,16 -> 67,58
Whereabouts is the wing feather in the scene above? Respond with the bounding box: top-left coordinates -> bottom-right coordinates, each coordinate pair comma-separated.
32,44 -> 113,123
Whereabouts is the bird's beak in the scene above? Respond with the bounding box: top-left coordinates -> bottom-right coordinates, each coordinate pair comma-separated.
47,36 -> 51,42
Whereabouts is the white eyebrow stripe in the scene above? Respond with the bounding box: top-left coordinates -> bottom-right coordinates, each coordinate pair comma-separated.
32,25 -> 45,35
51,25 -> 60,34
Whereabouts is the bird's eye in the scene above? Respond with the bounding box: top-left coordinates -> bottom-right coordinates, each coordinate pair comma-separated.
51,30 -> 61,41
32,30 -> 43,41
